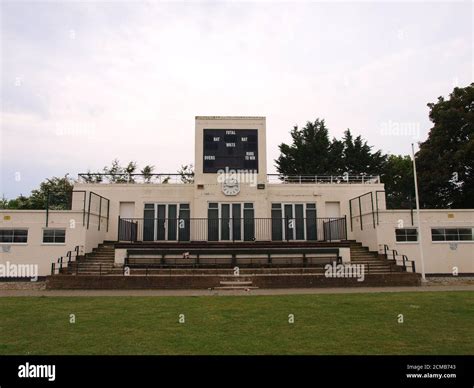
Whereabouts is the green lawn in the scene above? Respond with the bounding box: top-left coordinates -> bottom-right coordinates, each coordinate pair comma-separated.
0,291 -> 472,355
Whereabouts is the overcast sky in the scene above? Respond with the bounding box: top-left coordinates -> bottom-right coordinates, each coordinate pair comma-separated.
1,0 -> 472,198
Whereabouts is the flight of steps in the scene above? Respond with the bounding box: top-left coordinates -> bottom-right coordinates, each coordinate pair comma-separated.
349,241 -> 403,274
47,240 -> 420,289
66,242 -> 115,276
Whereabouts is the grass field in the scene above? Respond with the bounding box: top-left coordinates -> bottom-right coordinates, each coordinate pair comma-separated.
0,291 -> 472,355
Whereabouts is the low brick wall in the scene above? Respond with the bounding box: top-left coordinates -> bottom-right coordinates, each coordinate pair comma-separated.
46,275 -> 218,290
46,273 -> 421,289
251,273 -> 421,288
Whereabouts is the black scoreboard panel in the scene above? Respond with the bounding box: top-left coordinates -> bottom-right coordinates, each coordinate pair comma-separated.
203,129 -> 258,173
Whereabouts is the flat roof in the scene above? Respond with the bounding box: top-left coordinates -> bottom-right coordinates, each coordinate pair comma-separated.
195,116 -> 266,120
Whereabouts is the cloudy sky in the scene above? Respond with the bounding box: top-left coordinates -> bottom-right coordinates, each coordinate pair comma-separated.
1,0 -> 472,198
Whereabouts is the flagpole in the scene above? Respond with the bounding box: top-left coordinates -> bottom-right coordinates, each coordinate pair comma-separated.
411,143 -> 426,281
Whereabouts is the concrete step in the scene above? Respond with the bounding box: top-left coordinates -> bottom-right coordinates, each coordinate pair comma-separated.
219,281 -> 253,286
214,286 -> 259,290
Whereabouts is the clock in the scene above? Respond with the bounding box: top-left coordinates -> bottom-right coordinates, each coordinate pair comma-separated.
222,178 -> 240,196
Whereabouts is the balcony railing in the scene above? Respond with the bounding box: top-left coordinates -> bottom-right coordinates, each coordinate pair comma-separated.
78,173 -> 380,185
118,217 -> 347,243
78,173 -> 193,184
266,174 -> 380,184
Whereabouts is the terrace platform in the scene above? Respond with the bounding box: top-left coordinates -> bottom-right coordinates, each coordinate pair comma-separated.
46,240 -> 420,289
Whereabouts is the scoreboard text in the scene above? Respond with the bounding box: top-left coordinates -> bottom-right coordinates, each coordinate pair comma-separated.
203,129 -> 258,173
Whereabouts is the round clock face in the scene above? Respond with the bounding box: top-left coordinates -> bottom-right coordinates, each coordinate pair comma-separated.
222,178 -> 240,196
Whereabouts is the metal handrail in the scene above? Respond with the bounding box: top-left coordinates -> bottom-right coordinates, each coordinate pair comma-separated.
118,216 -> 348,243
51,245 -> 81,275
267,174 -> 380,184
382,244 -> 416,273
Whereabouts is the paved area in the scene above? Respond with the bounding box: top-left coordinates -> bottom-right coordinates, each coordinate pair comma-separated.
0,283 -> 473,297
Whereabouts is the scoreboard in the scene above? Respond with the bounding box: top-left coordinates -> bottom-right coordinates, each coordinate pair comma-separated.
203,129 -> 258,173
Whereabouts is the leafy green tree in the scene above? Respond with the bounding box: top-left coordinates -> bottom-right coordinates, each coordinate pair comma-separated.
275,120 -> 386,177
342,129 -> 386,175
416,83 -> 474,208
328,137 -> 345,173
275,119 -> 335,175
3,175 -> 75,210
0,194 -> 31,209
178,164 -> 194,183
81,170 -> 103,183
29,175 -> 75,209
141,165 -> 155,183
125,161 -> 137,183
103,159 -> 126,183
0,196 -> 9,209
381,155 -> 414,209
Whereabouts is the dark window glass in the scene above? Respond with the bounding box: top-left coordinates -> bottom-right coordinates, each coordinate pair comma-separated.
431,229 -> 445,241
0,230 -> 13,243
458,229 -> 473,241
431,228 -> 473,242
396,228 -> 418,242
406,229 -> 418,241
43,229 -> 66,243
0,229 -> 28,243
445,229 -> 458,241
55,229 -> 66,243
13,229 -> 28,243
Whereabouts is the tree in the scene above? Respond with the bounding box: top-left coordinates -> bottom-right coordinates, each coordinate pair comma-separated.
0,196 -> 8,209
178,164 -> 194,183
3,175 -> 75,210
381,155 -> 414,209
341,129 -> 386,175
29,175 -> 75,209
275,119 -> 335,176
416,83 -> 474,208
125,161 -> 137,183
0,195 -> 31,209
141,165 -> 155,183
81,170 -> 103,183
275,120 -> 386,177
103,159 -> 126,183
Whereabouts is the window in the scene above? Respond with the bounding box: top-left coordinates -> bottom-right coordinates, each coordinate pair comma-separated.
43,229 -> 66,244
395,228 -> 418,242
0,229 -> 28,243
431,228 -> 473,242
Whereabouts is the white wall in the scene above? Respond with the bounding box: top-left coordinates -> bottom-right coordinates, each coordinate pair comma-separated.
353,209 -> 474,274
0,210 -> 106,277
